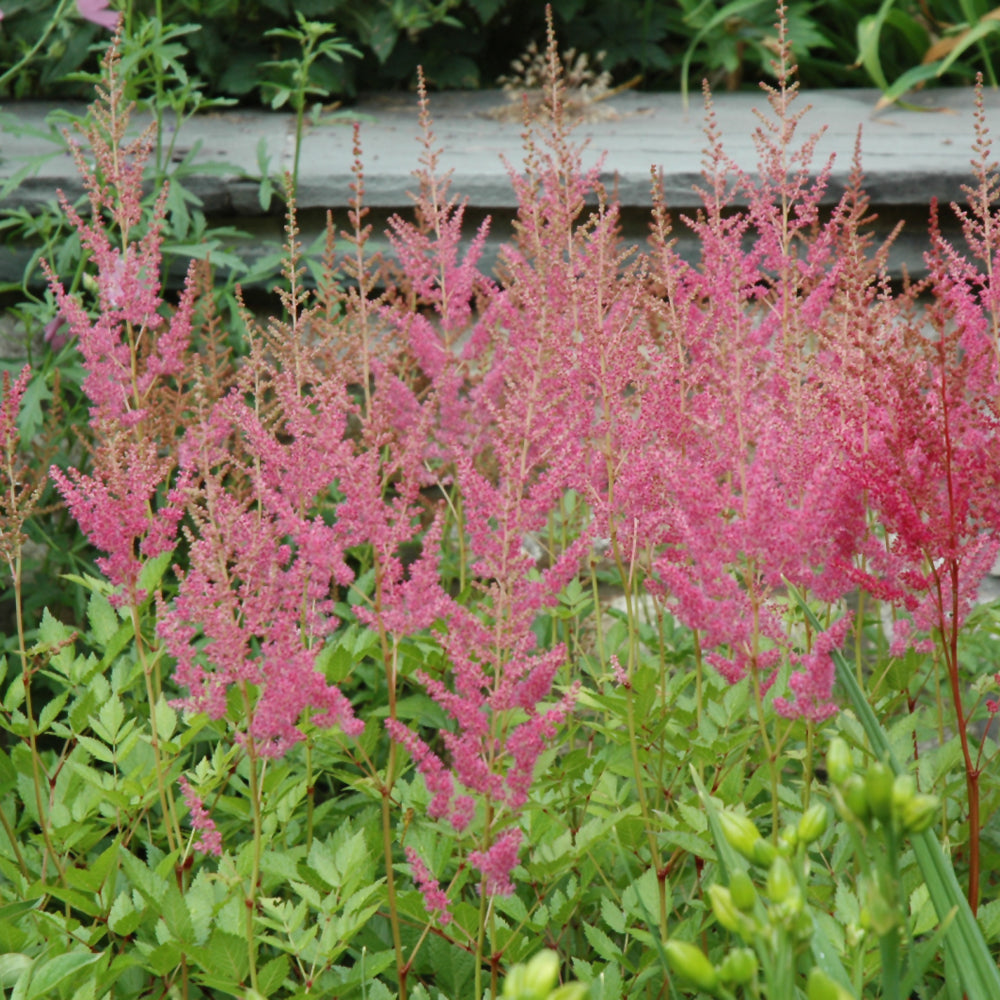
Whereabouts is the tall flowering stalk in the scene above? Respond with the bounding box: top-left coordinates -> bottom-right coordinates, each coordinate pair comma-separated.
43,33 -> 198,857
374,33 -> 599,995
0,367 -> 63,882
636,24 -> 869,733
835,79 -> 1000,913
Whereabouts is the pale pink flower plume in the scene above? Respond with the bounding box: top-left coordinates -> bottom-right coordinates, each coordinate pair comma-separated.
77,0 -> 119,30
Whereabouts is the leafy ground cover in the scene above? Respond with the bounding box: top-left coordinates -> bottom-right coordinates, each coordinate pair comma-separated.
1,7 -> 1000,1000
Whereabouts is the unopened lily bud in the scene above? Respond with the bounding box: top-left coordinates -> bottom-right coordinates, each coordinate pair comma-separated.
717,947 -> 757,985
865,762 -> 894,821
729,870 -> 757,911
798,803 -> 829,845
901,793 -> 940,834
838,774 -> 869,823
752,837 -> 778,867
519,951 -> 560,999
503,965 -> 529,998
891,774 -> 916,817
807,967 -> 856,1000
719,810 -> 763,862
665,940 -> 718,993
825,737 -> 853,785
548,985 -> 588,1000
779,827 -> 798,854
766,856 -> 796,904
708,884 -> 750,936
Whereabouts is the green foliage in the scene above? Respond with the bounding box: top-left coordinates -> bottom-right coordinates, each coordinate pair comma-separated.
1,0 -> 993,107
1,7 -> 1000,1000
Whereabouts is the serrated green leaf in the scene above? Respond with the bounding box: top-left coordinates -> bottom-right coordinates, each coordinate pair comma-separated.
193,929 -> 250,985
120,849 -> 169,905
87,590 -> 118,644
257,955 -> 290,995
26,951 -> 101,1000
4,674 -> 25,711
601,896 -> 626,936
39,607 -> 74,648
621,868 -> 662,925
154,695 -> 177,742
184,872 -> 216,945
96,697 -> 126,743
583,922 -> 620,964
95,618 -> 135,670
834,883 -> 860,927
335,828 -> 368,883
108,892 -> 143,936
76,734 -> 116,764
978,898 -> 1000,941
307,837 -> 340,889
145,942 -> 182,977
37,690 -> 69,735
159,882 -> 196,947
138,548 -> 174,596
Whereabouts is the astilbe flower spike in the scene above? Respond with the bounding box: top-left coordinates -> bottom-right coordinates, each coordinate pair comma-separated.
628,21 -> 880,717
830,78 -> 1000,911
383,36 -> 597,902
45,34 -> 198,605
0,368 -> 47,571
160,345 -> 365,755
405,847 -> 453,926
178,775 -> 222,857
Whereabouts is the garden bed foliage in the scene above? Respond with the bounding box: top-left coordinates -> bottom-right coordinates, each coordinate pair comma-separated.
1,7 -> 1000,1000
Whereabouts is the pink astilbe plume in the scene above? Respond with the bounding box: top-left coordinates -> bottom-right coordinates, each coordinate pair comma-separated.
45,35 -> 198,604
51,435 -> 187,605
840,77 -> 1000,645
628,19 -> 873,716
830,78 -> 1000,913
178,775 -> 222,857
405,847 -> 453,926
384,38 -> 608,901
161,369 -> 364,756
384,70 -> 495,465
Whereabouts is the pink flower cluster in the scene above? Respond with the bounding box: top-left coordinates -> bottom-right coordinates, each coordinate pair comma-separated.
178,775 -> 222,856
41,17 -> 1000,917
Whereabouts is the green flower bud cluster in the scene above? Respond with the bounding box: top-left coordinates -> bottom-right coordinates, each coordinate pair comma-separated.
664,938 -> 760,995
705,807 -> 822,985
502,951 -> 587,1000
825,738 -> 940,835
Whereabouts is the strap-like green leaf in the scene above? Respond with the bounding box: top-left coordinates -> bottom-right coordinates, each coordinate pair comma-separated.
789,585 -> 1000,1000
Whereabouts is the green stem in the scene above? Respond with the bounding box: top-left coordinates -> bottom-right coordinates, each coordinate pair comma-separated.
749,664 -> 780,839
0,0 -> 74,92
305,735 -> 315,849
239,683 -> 263,996
381,777 -> 406,1000
474,871 -> 489,1000
12,550 -> 66,884
374,566 -> 406,999
132,604 -> 180,855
